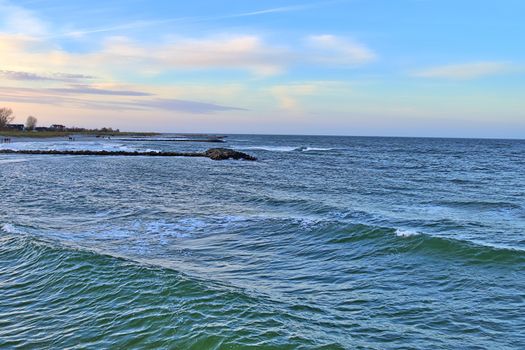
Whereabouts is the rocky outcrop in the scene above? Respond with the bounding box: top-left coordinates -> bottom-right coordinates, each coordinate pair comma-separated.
204,148 -> 257,161
0,148 -> 256,161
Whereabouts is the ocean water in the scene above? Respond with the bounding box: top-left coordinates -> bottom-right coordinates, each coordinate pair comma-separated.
1,135 -> 524,349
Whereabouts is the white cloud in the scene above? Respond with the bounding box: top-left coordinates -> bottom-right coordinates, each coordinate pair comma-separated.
270,84 -> 318,110
413,62 -> 514,80
269,81 -> 351,111
0,30 -> 375,115
0,0 -> 48,36
0,33 -> 291,77
100,35 -> 290,77
306,34 -> 376,65
0,27 -> 377,79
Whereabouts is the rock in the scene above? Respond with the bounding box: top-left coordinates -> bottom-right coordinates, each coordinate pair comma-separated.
204,148 -> 257,161
0,148 -> 257,161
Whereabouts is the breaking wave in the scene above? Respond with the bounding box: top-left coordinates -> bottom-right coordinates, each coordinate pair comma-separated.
0,141 -> 157,153
236,145 -> 337,152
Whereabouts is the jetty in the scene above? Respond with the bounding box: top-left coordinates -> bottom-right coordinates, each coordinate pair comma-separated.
0,148 -> 256,161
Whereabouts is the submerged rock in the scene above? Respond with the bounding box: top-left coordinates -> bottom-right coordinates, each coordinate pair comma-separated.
204,148 -> 257,161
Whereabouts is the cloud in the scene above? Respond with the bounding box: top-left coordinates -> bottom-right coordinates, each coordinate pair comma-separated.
270,84 -> 318,110
219,1 -> 347,19
268,81 -> 351,111
413,62 -> 514,80
0,31 -> 376,79
133,98 -> 247,113
306,35 -> 376,65
0,0 -> 48,36
0,85 -> 245,113
0,70 -> 95,82
99,35 -> 290,76
48,84 -> 153,96
55,1 -> 347,38
0,33 -> 290,77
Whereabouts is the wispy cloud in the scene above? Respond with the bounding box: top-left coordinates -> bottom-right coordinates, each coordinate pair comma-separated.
0,31 -> 377,81
0,0 -> 48,36
269,81 -> 352,111
99,35 -> 291,77
0,85 -> 245,113
48,84 -> 152,96
135,98 -> 246,113
222,1 -> 345,18
270,83 -> 318,111
0,70 -> 95,82
413,62 -> 515,80
306,35 -> 377,65
55,0 -> 347,38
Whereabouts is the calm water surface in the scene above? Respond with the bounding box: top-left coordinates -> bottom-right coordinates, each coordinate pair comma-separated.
1,135 -> 524,349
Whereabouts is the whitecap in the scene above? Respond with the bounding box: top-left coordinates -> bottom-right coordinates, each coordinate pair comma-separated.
236,146 -> 297,152
395,229 -> 421,237
0,158 -> 29,164
0,141 -> 157,153
1,223 -> 22,234
300,147 -> 336,152
236,146 -> 337,152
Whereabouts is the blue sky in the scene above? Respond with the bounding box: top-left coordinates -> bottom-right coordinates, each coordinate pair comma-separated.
0,0 -> 523,137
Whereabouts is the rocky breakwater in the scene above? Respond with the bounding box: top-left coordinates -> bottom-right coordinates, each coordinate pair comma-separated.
0,148 -> 257,161
204,148 -> 257,161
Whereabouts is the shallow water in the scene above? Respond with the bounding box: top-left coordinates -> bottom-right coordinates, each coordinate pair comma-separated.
1,135 -> 524,349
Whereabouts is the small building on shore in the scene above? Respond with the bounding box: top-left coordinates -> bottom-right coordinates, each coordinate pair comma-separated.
6,124 -> 25,131
50,124 -> 66,131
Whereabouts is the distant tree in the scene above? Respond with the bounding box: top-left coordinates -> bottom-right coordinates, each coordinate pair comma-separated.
26,116 -> 38,130
0,107 -> 15,129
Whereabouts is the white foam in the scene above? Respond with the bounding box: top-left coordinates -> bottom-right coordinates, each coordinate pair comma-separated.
301,147 -> 335,152
145,219 -> 206,238
237,146 -> 297,152
1,223 -> 21,234
236,145 -> 336,152
395,229 -> 421,237
0,158 -> 29,164
0,141 -> 157,153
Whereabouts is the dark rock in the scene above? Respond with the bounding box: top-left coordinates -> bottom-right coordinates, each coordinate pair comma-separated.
204,148 -> 257,161
0,148 -> 256,161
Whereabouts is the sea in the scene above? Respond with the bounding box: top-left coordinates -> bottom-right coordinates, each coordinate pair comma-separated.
1,134 -> 524,349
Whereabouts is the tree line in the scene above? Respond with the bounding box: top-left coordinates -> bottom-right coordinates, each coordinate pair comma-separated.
0,107 -> 38,130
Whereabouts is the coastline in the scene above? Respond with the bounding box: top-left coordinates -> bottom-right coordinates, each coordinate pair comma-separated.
0,130 -> 160,139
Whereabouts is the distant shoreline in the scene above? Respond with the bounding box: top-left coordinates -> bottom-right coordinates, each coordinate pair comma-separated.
0,130 -> 160,139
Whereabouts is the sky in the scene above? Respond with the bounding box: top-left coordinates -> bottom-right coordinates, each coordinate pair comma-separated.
0,0 -> 524,138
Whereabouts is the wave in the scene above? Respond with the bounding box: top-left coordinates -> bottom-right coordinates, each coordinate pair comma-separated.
395,228 -> 421,237
1,223 -> 22,234
295,146 -> 337,152
0,225 -> 341,350
3,214 -> 524,272
433,200 -> 522,211
236,145 -> 337,152
328,224 -> 525,265
237,146 -> 297,152
0,141 -> 157,153
0,158 -> 29,164
0,216 -> 250,253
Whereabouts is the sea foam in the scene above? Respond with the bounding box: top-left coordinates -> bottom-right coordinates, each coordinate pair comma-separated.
236,146 -> 336,152
1,223 -> 21,234
395,229 -> 421,237
0,141 -> 157,153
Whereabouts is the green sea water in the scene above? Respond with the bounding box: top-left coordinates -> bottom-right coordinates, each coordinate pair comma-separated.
1,135 -> 524,349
